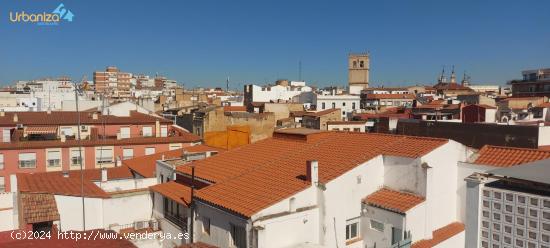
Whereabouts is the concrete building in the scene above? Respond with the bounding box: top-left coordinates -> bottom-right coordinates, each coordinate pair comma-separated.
509,68 -> 550,97
462,104 -> 497,123
326,120 -> 367,132
315,93 -> 360,120
463,149 -> 550,248
348,53 -> 370,94
94,66 -> 133,98
302,108 -> 341,130
361,93 -> 416,110
496,97 -> 547,123
243,80 -> 312,107
0,110 -> 200,192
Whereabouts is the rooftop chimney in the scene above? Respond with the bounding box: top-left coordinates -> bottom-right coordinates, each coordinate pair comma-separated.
60,135 -> 66,142
13,114 -> 18,123
306,160 -> 319,186
62,171 -> 69,178
101,167 -> 108,182
92,112 -> 98,120
47,108 -> 52,114
0,110 -> 4,117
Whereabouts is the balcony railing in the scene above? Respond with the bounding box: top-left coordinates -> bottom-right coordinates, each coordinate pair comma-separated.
164,211 -> 187,231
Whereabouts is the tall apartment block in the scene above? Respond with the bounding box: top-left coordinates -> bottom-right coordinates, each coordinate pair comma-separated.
93,66 -> 132,97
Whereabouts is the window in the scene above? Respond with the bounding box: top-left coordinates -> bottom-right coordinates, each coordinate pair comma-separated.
60,127 -> 73,136
346,221 -> 359,240
342,102 -> 346,107
160,126 -> 168,137
353,128 -> 361,132
122,148 -> 133,160
518,195 -> 526,205
530,198 -> 539,207
18,153 -> 36,168
2,129 -> 10,142
0,154 -> 3,170
352,102 -> 356,110
370,219 -> 384,232
230,224 -> 246,248
96,147 -> 113,164
321,102 -> 325,109
169,144 -> 182,151
0,176 -> 4,192
70,149 -> 84,166
332,102 -> 336,109
47,150 -> 61,167
145,147 -> 156,155
120,127 -> 130,139
359,61 -> 364,68
203,217 -> 210,235
352,61 -> 357,68
142,126 -> 153,137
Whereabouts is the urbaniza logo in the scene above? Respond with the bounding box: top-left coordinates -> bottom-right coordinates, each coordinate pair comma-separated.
9,3 -> 74,26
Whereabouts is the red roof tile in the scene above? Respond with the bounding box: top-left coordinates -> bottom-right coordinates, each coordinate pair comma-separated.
0,111 -> 171,126
474,145 -> 550,167
363,188 -> 425,213
412,222 -> 465,248
21,193 -> 60,224
124,145 -> 223,178
149,181 -> 192,206
17,172 -> 110,198
303,108 -> 340,117
178,132 -> 447,217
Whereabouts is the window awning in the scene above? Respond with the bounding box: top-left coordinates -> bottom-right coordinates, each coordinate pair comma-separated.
25,126 -> 58,135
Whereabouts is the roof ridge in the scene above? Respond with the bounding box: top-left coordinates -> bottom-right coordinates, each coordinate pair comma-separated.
483,144 -> 550,153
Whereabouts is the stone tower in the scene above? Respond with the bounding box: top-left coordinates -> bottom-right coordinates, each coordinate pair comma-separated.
348,53 -> 370,89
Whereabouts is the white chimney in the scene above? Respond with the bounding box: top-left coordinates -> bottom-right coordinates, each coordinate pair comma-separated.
60,135 -> 66,142
13,114 -> 18,122
101,167 -> 108,182
92,112 -> 98,120
0,110 -> 4,117
47,108 -> 52,114
62,171 -> 69,178
306,160 -> 319,186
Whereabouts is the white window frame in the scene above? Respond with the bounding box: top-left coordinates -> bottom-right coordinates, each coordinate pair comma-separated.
70,148 -> 84,167
18,153 -> 36,168
122,148 -> 134,160
160,126 -> 168,137
2,129 -> 10,142
142,126 -> 153,137
145,147 -> 156,155
120,127 -> 131,139
46,149 -> 61,167
169,143 -> 182,151
0,154 -> 4,170
60,126 -> 73,136
347,219 -> 360,240
95,147 -> 113,165
0,176 -> 4,192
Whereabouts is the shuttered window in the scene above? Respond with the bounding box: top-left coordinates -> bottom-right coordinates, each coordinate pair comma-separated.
19,153 -> 36,168
120,127 -> 130,139
47,150 -> 61,167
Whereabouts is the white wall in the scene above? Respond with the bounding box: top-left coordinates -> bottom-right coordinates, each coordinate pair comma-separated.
383,156 -> 426,196
102,192 -> 153,229
362,205 -> 405,248
538,126 -> 550,146
456,162 -> 495,223
55,196 -> 103,231
0,192 -> 17,231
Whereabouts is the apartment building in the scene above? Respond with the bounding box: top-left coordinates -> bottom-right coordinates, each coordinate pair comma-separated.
93,66 -> 132,97
464,155 -> 550,248
510,68 -> 550,98
0,110 -> 201,192
315,93 -> 360,120
361,93 -> 416,110
243,80 -> 312,106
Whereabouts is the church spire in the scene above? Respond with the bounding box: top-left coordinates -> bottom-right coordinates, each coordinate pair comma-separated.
450,65 -> 456,84
438,66 -> 447,83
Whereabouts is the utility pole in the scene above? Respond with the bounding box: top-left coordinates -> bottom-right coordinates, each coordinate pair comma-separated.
74,77 -> 86,231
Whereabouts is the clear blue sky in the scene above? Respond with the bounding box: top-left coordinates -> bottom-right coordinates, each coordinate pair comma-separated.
1,0 -> 549,89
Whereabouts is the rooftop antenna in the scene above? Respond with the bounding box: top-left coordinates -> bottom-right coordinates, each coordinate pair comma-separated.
226,76 -> 229,92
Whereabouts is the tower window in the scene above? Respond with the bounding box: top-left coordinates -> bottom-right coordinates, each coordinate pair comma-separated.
353,61 -> 357,68
360,61 -> 364,68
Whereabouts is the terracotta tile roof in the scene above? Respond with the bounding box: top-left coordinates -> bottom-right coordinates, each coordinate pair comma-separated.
178,242 -> 218,248
474,145 -> 550,167
411,222 -> 465,248
179,132 -> 447,217
0,133 -> 200,151
0,111 -> 171,126
1,229 -> 136,248
48,166 -> 134,181
363,188 -> 425,213
364,94 -> 416,100
124,145 -> 223,178
149,181 -> 192,206
303,108 -> 340,117
17,172 -> 110,198
21,193 -> 60,224
537,102 -> 550,108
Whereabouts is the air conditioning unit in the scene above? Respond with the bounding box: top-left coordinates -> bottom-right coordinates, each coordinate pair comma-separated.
81,126 -> 88,131
16,124 -> 24,129
149,220 -> 159,231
